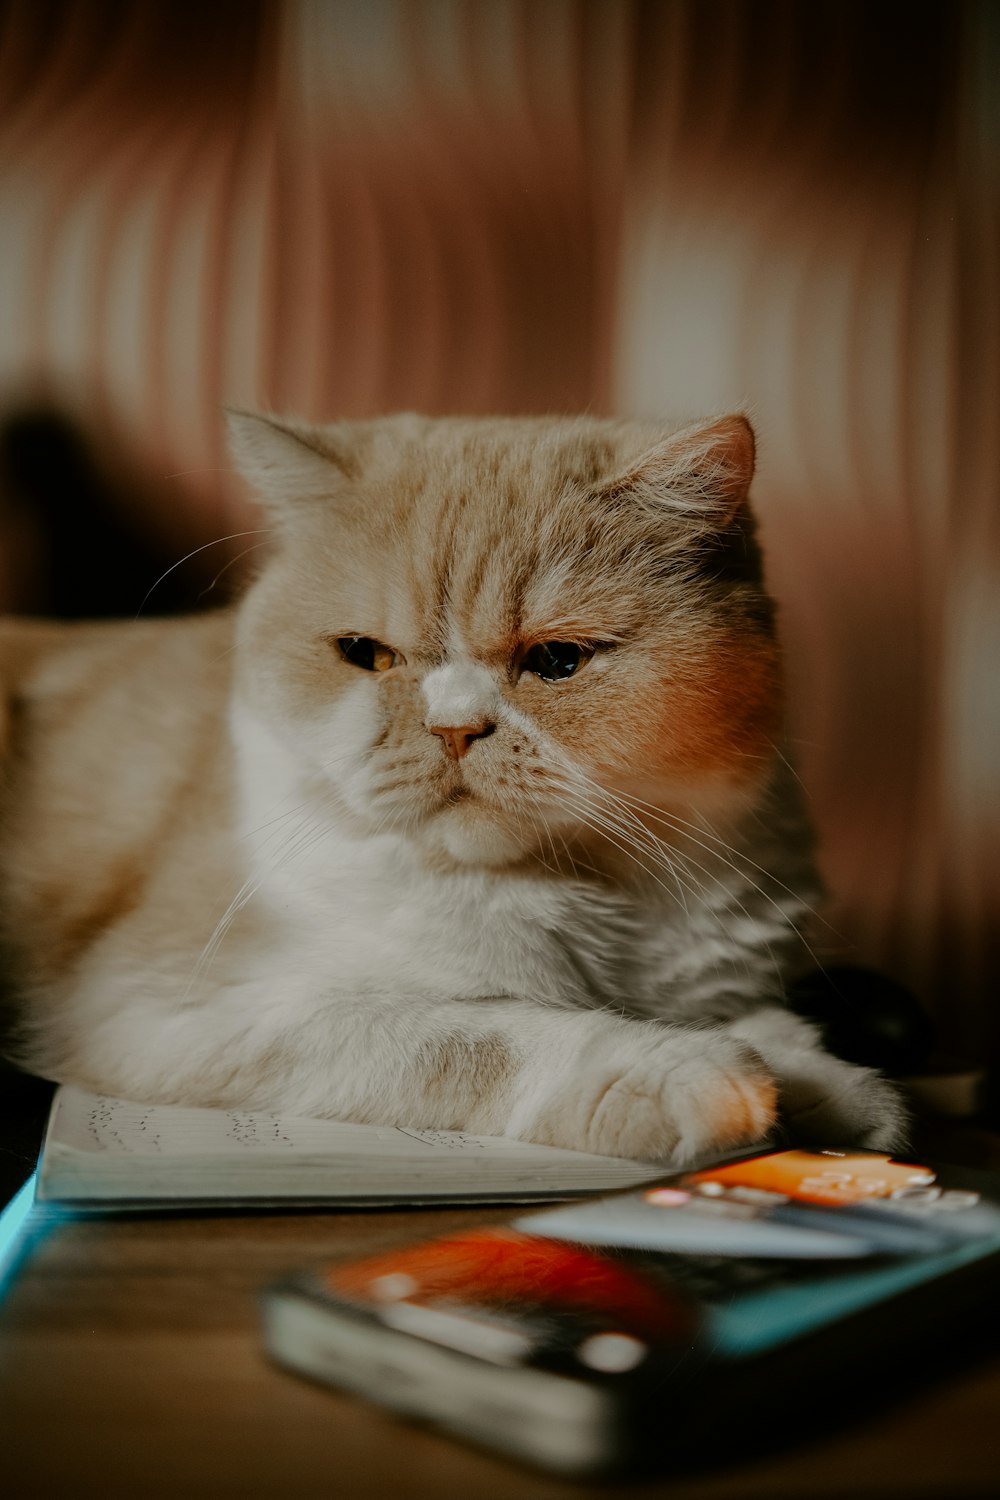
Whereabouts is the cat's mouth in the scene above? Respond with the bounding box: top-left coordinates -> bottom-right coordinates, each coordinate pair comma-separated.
432,761 -> 481,808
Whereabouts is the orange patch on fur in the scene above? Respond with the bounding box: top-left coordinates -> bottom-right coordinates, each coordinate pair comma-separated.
38,862 -> 146,975
648,635 -> 783,785
715,1074 -> 778,1146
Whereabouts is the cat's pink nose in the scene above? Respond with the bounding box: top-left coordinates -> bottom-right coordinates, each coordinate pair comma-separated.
428,720 -> 495,760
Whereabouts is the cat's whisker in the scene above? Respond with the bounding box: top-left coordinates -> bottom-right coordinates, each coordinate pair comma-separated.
615,785 -> 826,921
239,756 -> 358,844
599,776 -> 825,931
552,788 -> 700,913
688,799 -> 845,945
548,779 -> 676,868
241,801 -> 320,841
550,767 -> 796,986
190,807 -> 335,989
565,765 -> 821,964
187,877 -> 261,993
769,742 -> 813,794
513,805 -> 561,879
626,798 -> 829,971
133,529 -> 273,619
547,822 -> 585,882
565,806 -> 698,913
198,541 -> 271,602
241,789 -> 335,843
537,807 -> 568,881
556,830 -> 604,883
539,765 -> 699,898
589,783 -> 798,979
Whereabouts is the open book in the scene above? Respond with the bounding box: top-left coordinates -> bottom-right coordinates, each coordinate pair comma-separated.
36,1087 -> 665,1207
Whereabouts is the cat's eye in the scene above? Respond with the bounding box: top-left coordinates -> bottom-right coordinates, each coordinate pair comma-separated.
336,636 -> 403,673
521,641 -> 596,682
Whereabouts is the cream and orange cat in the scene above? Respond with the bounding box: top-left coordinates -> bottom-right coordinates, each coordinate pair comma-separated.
0,412 -> 904,1161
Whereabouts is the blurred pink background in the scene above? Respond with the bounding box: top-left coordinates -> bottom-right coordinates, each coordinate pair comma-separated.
0,0 -> 996,1059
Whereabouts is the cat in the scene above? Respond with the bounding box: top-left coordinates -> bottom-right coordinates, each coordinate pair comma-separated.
0,410 -> 905,1163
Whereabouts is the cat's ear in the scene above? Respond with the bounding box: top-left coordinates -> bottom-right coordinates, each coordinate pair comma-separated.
606,415 -> 755,526
226,410 -> 358,513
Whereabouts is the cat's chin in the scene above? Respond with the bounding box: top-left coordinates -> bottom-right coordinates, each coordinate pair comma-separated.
420,805 -> 529,869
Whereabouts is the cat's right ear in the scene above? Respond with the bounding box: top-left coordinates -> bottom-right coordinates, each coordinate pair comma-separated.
226,410 -> 357,515
602,414 -> 756,529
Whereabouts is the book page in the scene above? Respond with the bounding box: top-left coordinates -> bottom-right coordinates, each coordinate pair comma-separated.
46,1087 -> 620,1163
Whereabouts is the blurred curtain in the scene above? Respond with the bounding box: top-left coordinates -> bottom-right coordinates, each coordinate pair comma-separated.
0,0 -> 996,1057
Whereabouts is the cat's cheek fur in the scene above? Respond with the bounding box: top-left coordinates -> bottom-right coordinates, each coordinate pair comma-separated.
610,637 -> 784,820
655,636 -> 784,778
236,675 -> 373,808
327,677 -> 416,814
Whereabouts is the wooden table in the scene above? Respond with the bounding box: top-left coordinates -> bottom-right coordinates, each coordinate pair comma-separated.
2,1123 -> 1000,1499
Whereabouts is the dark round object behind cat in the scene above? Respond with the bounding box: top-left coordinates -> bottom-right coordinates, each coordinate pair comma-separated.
0,408 -> 233,618
788,965 -> 935,1076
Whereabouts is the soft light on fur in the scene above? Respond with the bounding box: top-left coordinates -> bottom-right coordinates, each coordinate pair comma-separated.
0,412 -> 905,1161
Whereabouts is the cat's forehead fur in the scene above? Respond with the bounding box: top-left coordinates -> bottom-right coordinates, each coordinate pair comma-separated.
361,416 -> 657,653
231,410 -> 760,660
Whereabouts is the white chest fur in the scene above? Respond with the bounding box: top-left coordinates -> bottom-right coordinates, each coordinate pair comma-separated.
244,813 -> 632,1012
230,701 -> 780,1024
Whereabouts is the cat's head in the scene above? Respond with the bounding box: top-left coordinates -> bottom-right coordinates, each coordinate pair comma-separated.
229,412 -> 782,869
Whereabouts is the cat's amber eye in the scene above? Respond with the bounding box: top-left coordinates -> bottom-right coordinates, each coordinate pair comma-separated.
521,641 -> 595,682
336,636 -> 403,673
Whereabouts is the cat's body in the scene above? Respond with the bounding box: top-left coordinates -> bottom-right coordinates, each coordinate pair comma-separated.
0,412 -> 904,1161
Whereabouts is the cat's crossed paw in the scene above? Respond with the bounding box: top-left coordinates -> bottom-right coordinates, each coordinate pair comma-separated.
771,1052 -> 908,1152
730,1007 -> 909,1152
521,1024 -> 778,1165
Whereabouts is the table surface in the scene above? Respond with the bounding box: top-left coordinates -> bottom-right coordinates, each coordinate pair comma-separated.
2,1120 -> 1000,1500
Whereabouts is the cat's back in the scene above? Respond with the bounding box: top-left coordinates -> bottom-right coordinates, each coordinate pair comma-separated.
0,612 -> 237,961
0,611 -> 233,720
0,609 -> 236,800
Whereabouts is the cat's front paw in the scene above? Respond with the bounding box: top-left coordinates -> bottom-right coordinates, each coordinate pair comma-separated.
520,1025 -> 778,1164
728,1007 -> 910,1152
777,1052 -> 909,1151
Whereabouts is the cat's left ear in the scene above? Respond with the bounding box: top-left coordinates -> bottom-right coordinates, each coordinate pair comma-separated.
607,414 -> 755,527
226,410 -> 358,513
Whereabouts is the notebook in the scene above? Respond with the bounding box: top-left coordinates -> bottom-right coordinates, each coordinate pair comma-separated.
35,1086 -> 665,1208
